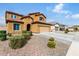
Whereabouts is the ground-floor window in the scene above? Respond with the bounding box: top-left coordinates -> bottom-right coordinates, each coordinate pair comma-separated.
13,24 -> 20,30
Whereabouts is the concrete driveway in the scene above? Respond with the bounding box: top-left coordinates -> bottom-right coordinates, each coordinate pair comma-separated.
36,32 -> 74,44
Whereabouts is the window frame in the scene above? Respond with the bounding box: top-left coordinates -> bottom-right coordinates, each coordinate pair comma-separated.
11,14 -> 16,19
13,23 -> 20,30
39,16 -> 43,21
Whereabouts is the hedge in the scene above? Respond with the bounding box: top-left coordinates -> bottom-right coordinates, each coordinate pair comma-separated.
0,30 -> 6,41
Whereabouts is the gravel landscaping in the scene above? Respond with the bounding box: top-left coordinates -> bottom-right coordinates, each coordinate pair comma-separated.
0,35 -> 71,56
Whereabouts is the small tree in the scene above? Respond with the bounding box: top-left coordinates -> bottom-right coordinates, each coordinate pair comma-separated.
74,27 -> 78,32
64,29 -> 69,33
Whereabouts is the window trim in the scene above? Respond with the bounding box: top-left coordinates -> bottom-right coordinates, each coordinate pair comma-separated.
11,14 -> 16,19
39,16 -> 43,22
13,23 -> 20,30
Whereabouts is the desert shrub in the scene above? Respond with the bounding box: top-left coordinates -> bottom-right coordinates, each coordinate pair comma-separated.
22,31 -> 32,36
47,41 -> 56,48
49,37 -> 55,41
7,33 -> 12,37
9,35 -> 27,49
0,30 -> 6,41
22,31 -> 32,40
47,37 -> 56,48
22,33 -> 31,40
64,29 -> 69,33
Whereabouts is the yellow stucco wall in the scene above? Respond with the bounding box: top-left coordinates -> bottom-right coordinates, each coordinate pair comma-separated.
22,18 -> 33,31
7,22 -> 23,34
6,22 -> 13,33
7,22 -> 51,33
29,14 -> 46,22
31,23 -> 39,33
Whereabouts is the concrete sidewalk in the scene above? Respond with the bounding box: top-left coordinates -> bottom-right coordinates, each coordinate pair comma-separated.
66,40 -> 79,56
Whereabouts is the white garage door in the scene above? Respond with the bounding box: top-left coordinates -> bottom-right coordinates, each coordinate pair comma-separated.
40,27 -> 50,32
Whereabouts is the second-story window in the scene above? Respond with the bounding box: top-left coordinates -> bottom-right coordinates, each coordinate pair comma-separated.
39,17 -> 43,21
11,14 -> 16,19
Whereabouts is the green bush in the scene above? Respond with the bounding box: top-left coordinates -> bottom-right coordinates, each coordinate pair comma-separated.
47,41 -> 56,48
22,31 -> 32,36
22,31 -> 32,40
9,35 -> 27,49
0,30 -> 6,41
64,29 -> 69,33
49,37 -> 55,41
22,33 -> 31,40
0,30 -> 6,33
47,37 -> 56,48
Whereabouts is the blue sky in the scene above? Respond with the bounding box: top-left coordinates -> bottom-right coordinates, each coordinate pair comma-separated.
0,3 -> 79,26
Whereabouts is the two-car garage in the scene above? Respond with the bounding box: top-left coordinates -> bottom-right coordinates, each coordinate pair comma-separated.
39,26 -> 50,32
31,22 -> 52,33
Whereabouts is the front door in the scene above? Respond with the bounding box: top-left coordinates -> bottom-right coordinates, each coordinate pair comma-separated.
27,24 -> 30,31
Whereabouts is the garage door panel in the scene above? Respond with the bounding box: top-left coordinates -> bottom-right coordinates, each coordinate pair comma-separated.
40,27 -> 49,32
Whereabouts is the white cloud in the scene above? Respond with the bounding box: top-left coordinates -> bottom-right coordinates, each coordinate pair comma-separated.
46,19 -> 54,22
53,3 -> 63,13
65,14 -> 71,18
71,14 -> 79,19
46,3 -> 79,21
52,3 -> 70,14
65,14 -> 79,19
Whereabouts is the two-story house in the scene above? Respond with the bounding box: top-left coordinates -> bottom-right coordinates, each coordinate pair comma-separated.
49,21 -> 66,31
6,11 -> 52,34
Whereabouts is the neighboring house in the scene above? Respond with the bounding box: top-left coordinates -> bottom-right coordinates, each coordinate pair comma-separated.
0,26 -> 6,30
59,24 -> 66,31
67,25 -> 79,32
49,22 -> 66,31
6,11 -> 52,34
67,27 -> 74,32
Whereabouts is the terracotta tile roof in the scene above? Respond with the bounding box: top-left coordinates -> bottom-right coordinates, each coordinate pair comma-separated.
29,12 -> 46,18
29,12 -> 40,15
32,21 -> 52,25
6,19 -> 24,23
0,26 -> 6,30
6,11 -> 24,16
21,16 -> 33,20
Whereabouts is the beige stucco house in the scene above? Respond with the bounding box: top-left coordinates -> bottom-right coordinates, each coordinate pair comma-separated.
6,11 -> 52,34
